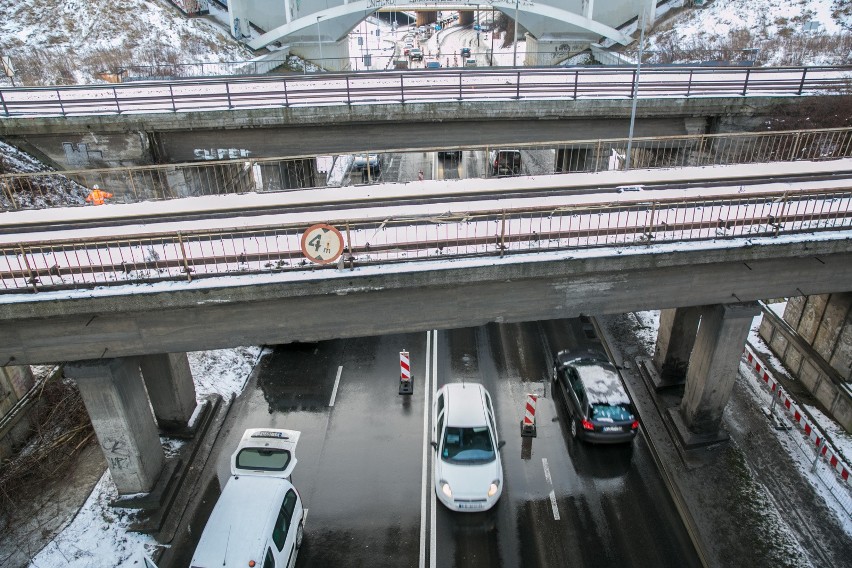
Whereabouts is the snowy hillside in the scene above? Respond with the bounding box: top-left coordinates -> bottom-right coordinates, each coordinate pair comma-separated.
0,0 -> 254,85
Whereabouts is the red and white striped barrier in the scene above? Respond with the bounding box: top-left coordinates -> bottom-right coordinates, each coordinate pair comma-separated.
521,393 -> 537,437
743,346 -> 850,483
398,350 -> 413,395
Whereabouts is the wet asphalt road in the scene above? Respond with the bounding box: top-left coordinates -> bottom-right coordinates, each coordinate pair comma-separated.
203,319 -> 699,568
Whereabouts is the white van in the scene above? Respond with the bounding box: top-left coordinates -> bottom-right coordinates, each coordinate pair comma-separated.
148,429 -> 306,568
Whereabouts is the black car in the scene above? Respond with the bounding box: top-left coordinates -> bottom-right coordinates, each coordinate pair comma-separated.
552,351 -> 639,443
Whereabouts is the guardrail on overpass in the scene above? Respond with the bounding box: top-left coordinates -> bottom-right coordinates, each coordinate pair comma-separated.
3,127 -> 851,211
1,66 -> 850,118
3,185 -> 851,294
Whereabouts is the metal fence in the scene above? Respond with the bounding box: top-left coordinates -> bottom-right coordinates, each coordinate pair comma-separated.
2,128 -> 852,212
1,65 -> 850,118
3,186 -> 851,293
742,346 -> 852,516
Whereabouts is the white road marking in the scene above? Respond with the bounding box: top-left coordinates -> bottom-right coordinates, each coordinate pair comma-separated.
430,329 -> 438,568
419,331 -> 432,568
328,365 -> 343,406
549,490 -> 561,521
542,458 -> 552,485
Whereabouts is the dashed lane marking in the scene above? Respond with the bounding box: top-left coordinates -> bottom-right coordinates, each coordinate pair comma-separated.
549,490 -> 561,521
542,458 -> 552,485
328,365 -> 343,406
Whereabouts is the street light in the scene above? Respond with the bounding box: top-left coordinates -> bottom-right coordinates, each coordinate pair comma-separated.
316,15 -> 325,71
512,0 -> 520,67
625,8 -> 647,170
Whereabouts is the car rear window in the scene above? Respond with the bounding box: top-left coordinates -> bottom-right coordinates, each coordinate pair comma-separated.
591,403 -> 633,422
442,426 -> 495,464
236,448 -> 292,471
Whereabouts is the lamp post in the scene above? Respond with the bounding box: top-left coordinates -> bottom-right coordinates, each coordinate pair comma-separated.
316,15 -> 325,71
512,0 -> 520,67
625,8 -> 646,171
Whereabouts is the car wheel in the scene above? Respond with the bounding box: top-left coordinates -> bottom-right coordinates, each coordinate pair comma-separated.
570,419 -> 578,439
295,521 -> 304,549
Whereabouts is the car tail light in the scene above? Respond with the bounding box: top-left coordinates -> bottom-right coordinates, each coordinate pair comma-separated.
631,420 -> 639,430
581,419 -> 595,431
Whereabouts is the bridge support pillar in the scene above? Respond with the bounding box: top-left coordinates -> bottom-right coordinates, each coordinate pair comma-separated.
671,303 -> 760,446
139,353 -> 197,431
524,34 -> 594,66
66,358 -> 164,495
653,307 -> 702,386
290,36 -> 351,72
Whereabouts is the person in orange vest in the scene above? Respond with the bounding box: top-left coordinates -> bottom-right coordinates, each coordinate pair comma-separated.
85,184 -> 113,206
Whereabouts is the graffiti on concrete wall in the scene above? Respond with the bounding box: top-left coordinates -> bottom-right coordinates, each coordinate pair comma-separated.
194,148 -> 253,160
101,435 -> 132,471
552,42 -> 587,57
63,142 -> 104,167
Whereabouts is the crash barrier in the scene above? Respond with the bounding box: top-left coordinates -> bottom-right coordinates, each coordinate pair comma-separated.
521,393 -> 537,437
742,346 -> 852,517
3,127 -> 852,211
1,65 -> 850,118
399,350 -> 413,395
4,185 -> 850,294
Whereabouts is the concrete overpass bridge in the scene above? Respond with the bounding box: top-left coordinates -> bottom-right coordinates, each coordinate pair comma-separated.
1,66 -> 848,172
1,160 -> 852,494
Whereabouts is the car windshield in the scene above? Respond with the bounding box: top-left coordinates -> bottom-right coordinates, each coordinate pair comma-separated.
591,403 -> 633,422
441,426 -> 495,464
236,448 -> 291,471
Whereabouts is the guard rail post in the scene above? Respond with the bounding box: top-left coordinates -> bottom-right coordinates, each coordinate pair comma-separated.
797,67 -> 808,95
741,68 -> 751,96
515,70 -> 521,99
17,244 -> 38,293
686,69 -> 694,97
346,76 -> 352,105
400,74 -> 405,104
458,71 -> 463,101
57,90 -> 67,117
113,86 -> 121,114
169,84 -> 177,112
573,70 -> 578,99
0,90 -> 8,117
225,81 -> 233,109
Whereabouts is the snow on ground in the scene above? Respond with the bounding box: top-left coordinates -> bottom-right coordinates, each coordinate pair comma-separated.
3,2 -> 852,566
27,346 -> 266,568
633,308 -> 852,532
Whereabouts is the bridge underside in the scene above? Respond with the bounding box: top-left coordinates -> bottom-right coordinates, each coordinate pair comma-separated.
0,237 -> 849,366
241,0 -> 633,52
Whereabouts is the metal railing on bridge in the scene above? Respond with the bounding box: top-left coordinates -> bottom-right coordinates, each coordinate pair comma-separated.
2,128 -> 851,211
2,186 -> 850,294
1,65 -> 850,118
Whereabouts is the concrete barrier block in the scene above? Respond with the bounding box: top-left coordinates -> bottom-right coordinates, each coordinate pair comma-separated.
799,360 -> 822,391
784,347 -> 804,376
769,329 -> 790,358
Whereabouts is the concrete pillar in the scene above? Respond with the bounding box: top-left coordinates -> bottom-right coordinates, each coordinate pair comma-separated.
678,303 -> 760,437
654,307 -> 702,384
139,353 -> 197,430
66,358 -> 164,494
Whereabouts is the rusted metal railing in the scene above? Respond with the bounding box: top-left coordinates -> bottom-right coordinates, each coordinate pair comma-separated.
2,127 -> 851,212
2,187 -> 850,294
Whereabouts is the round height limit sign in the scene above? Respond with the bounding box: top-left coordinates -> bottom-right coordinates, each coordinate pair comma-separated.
301,223 -> 345,265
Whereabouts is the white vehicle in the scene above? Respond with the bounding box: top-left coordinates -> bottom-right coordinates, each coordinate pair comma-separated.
189,429 -> 305,568
432,383 -> 505,512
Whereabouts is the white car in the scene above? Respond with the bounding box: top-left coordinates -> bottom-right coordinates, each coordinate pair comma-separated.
189,429 -> 305,568
432,383 -> 505,512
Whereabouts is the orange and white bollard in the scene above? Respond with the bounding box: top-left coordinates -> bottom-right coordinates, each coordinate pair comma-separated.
520,393 -> 537,437
399,350 -> 413,395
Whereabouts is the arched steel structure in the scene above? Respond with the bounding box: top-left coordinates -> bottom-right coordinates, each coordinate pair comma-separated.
243,0 -> 634,51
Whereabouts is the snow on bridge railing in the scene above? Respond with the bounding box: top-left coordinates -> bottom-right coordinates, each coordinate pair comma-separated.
1,65 -> 851,119
1,187 -> 851,294
2,127 -> 852,212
